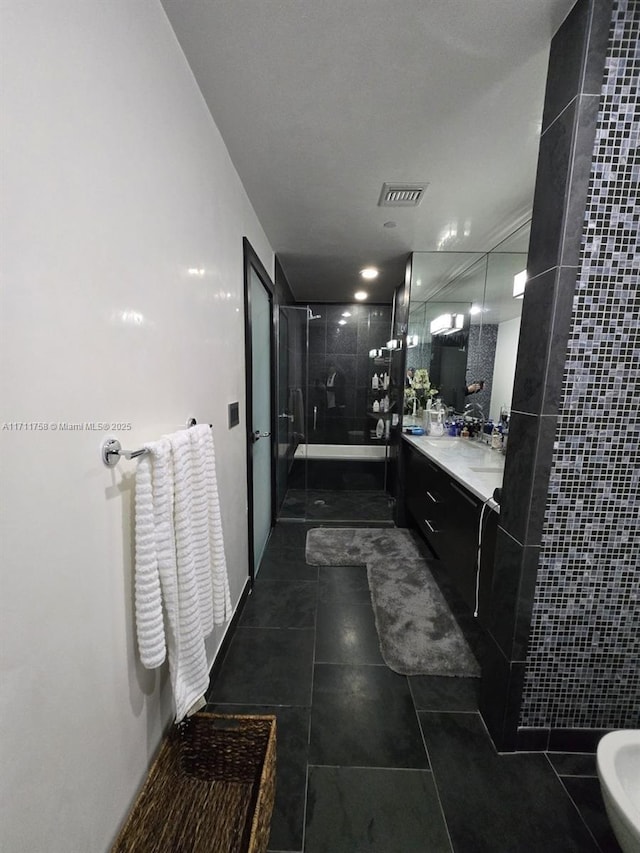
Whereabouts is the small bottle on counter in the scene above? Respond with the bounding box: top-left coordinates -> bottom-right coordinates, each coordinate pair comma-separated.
491,426 -> 502,450
461,425 -> 469,439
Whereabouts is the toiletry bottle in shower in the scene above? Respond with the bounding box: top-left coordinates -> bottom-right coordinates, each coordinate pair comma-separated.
372,373 -> 379,390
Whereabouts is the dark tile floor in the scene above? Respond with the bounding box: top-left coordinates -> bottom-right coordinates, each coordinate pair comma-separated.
279,489 -> 395,522
206,520 -> 621,853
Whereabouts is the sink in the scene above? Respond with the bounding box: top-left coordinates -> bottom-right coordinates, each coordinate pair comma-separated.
470,466 -> 504,473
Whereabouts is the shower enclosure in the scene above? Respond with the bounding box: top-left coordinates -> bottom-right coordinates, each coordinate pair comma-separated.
276,303 -> 396,522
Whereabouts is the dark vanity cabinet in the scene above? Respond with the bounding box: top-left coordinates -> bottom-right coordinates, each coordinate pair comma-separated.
404,443 -> 498,625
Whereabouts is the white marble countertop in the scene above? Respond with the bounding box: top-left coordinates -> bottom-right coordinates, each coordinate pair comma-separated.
401,431 -> 505,508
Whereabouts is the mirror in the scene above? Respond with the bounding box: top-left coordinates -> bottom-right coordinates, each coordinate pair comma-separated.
407,221 -> 530,419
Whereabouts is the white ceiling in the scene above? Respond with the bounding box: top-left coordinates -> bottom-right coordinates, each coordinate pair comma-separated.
160,0 -> 576,303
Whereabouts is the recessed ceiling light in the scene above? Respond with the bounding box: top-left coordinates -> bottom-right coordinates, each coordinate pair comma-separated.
338,319 -> 347,326
383,221 -> 397,228
354,291 -> 368,301
360,267 -> 379,280
341,311 -> 351,317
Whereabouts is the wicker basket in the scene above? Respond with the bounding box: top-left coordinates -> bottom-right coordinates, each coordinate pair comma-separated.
112,713 -> 276,853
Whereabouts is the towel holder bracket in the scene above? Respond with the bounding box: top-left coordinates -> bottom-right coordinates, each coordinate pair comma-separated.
101,437 -> 149,467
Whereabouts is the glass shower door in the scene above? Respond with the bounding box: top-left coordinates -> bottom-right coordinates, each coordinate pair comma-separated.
276,305 -> 308,519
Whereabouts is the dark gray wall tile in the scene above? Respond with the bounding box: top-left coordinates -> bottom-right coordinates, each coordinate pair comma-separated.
542,266 -> 580,414
524,414 -> 557,546
559,94 -> 601,268
528,100 -> 575,278
542,0 -> 591,130
488,528 -> 524,659
513,546 -> 541,661
499,411 -> 538,544
511,268 -> 557,415
582,0 -> 616,96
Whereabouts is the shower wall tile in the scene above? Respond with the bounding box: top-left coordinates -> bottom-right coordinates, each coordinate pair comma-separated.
326,323 -> 358,355
308,318 -> 327,354
306,303 -> 391,437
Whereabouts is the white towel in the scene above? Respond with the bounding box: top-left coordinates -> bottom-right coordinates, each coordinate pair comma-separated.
134,443 -> 167,669
191,424 -> 232,625
133,426 -> 231,722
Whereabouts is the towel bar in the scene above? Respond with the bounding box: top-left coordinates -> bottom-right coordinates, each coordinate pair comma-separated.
101,438 -> 149,467
101,419 -> 211,467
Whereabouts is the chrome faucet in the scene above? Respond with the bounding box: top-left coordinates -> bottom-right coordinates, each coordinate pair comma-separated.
463,401 -> 485,439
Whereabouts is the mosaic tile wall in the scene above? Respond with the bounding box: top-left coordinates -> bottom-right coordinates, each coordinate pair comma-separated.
521,0 -> 640,728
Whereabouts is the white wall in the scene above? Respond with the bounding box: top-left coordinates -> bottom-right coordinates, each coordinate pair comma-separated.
0,2 -> 273,850
489,316 -> 521,421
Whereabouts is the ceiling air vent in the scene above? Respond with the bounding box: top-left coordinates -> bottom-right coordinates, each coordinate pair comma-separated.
378,182 -> 428,207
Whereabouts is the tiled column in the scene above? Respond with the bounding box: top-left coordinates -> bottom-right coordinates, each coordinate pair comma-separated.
479,0 -> 615,751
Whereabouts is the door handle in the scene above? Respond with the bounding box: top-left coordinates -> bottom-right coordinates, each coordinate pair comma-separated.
251,430 -> 271,443
278,413 -> 294,422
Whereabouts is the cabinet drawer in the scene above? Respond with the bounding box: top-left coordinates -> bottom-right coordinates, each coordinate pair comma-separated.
405,447 -> 450,555
403,443 -> 498,618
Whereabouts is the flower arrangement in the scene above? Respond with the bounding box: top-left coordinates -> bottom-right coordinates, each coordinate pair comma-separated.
404,368 -> 438,414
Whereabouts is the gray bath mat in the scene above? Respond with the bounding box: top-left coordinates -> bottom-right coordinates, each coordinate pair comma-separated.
306,528 -> 480,677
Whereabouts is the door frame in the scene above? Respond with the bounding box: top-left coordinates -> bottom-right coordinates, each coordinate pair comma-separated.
243,237 -> 277,585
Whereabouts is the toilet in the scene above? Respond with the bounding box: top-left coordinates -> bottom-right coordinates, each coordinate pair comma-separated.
597,730 -> 640,853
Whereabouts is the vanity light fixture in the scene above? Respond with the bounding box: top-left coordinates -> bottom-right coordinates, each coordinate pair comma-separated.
430,313 -> 465,336
360,267 -> 379,280
406,334 -> 419,347
430,313 -> 453,335
442,314 -> 465,336
469,305 -> 482,315
369,348 -> 384,358
513,269 -> 527,298
386,338 -> 402,350
354,291 -> 368,301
